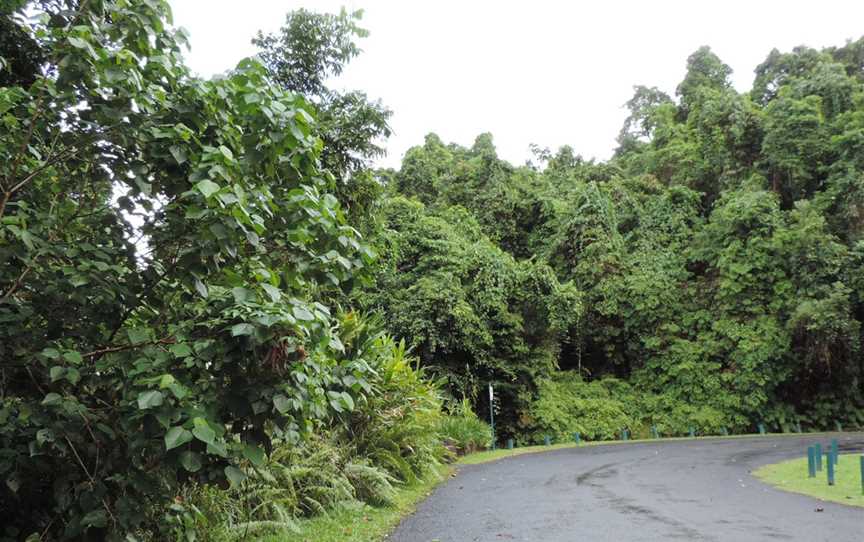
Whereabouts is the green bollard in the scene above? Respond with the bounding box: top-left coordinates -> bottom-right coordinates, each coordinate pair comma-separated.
573,432 -> 581,445
758,423 -> 766,435
507,438 -> 514,450
860,456 -> 863,495
835,421 -> 843,432
815,443 -> 823,471
831,439 -> 839,465
689,426 -> 695,438
622,428 -> 629,441
827,451 -> 835,485
544,435 -> 551,446
795,422 -> 802,434
807,446 -> 816,478
651,425 -> 659,439
721,427 -> 728,436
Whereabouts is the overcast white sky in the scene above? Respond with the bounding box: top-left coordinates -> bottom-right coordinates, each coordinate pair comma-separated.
169,1 -> 864,168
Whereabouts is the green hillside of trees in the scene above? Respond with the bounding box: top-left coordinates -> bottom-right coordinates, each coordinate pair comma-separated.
367,41 -> 864,439
0,2 -> 862,540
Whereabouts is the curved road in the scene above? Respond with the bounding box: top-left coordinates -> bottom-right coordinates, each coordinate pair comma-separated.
390,433 -> 864,541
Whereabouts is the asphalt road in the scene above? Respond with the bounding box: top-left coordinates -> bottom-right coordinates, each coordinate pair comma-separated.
390,433 -> 864,542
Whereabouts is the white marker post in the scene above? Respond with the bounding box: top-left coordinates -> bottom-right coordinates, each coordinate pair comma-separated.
489,383 -> 496,450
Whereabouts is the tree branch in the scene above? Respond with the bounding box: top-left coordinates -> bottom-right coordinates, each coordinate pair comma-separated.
0,265 -> 33,303
83,337 -> 175,360
8,146 -> 81,195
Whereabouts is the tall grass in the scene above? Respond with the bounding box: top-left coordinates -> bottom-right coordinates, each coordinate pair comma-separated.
438,398 -> 493,454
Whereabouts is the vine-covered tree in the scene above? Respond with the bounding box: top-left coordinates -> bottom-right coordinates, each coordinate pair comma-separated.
376,37 -> 864,438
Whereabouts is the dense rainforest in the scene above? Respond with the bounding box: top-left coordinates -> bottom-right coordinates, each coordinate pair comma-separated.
367,39 -> 864,440
0,1 -> 862,540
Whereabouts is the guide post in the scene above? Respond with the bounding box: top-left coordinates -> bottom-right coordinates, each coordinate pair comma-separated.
489,383 -> 496,450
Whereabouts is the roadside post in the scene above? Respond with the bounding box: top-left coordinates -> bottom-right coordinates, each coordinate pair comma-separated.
573,432 -> 581,445
860,456 -> 863,495
827,451 -> 835,485
544,435 -> 551,446
721,427 -> 728,436
835,421 -> 843,432
831,439 -> 839,465
489,383 -> 495,450
815,443 -> 823,471
651,425 -> 658,439
807,446 -> 816,478
795,422 -> 802,433
758,423 -> 766,435
689,426 -> 695,438
507,438 -> 514,450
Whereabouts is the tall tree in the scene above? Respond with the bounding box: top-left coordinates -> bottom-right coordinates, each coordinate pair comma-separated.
253,9 -> 392,227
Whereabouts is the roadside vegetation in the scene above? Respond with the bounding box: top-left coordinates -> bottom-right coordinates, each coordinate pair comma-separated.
1,2 -> 863,541
258,465 -> 451,542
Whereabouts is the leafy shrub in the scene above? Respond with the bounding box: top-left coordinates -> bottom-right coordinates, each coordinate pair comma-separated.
521,373 -> 636,441
347,333 -> 445,483
779,393 -> 864,432
160,435 -> 400,541
638,394 -> 729,436
438,399 -> 493,453
159,312 -> 441,541
521,372 -> 732,441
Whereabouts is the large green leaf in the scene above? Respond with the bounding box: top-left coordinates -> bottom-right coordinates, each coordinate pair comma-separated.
41,348 -> 60,360
207,441 -> 228,457
137,390 -> 164,410
273,394 -> 291,414
292,306 -> 314,321
49,367 -> 65,382
62,351 -> 83,364
224,466 -> 247,486
41,393 -> 62,406
242,444 -> 266,467
164,427 -> 193,450
179,451 -> 202,472
196,179 -> 221,198
169,343 -> 192,358
191,417 -> 216,444
261,283 -> 282,302
231,323 -> 255,336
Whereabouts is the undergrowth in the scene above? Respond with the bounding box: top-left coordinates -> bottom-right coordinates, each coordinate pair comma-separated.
438,398 -> 493,454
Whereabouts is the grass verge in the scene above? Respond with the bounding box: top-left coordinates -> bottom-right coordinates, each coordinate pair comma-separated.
458,432 -> 847,466
753,455 -> 864,508
458,442 -> 581,465
259,464 -> 453,542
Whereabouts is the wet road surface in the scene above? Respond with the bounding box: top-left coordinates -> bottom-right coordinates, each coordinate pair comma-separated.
390,433 -> 864,541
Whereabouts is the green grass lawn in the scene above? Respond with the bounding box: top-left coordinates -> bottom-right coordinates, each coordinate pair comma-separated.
259,464 -> 452,542
753,455 -> 864,507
